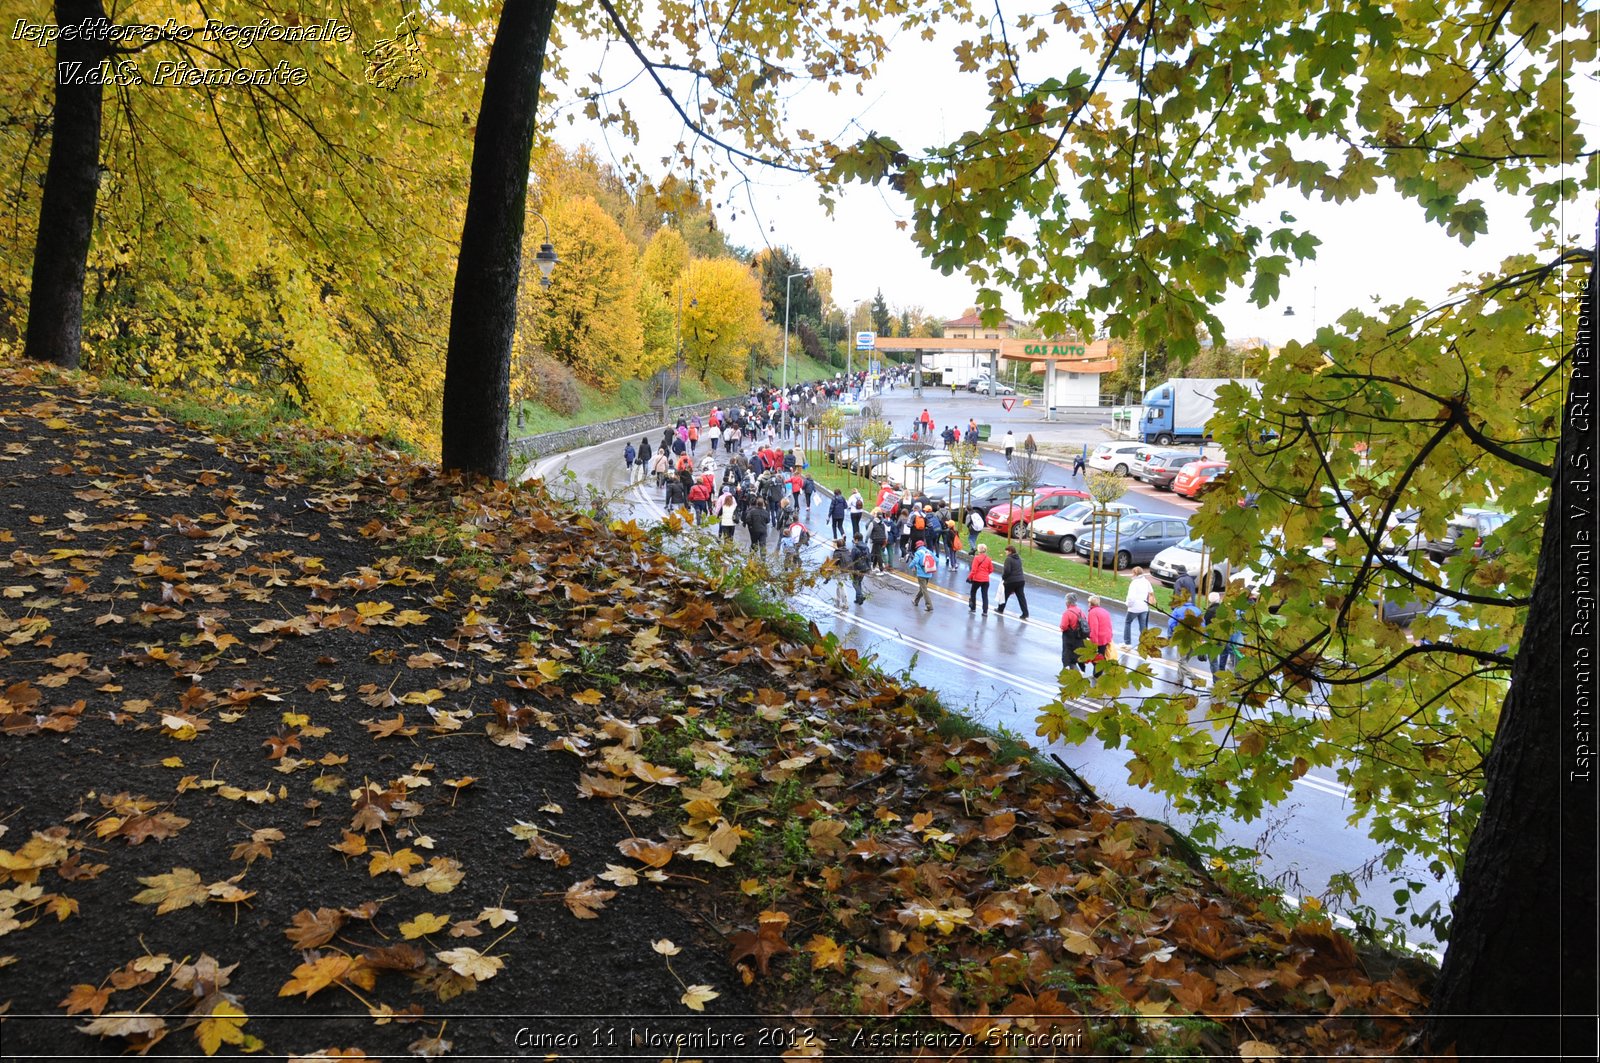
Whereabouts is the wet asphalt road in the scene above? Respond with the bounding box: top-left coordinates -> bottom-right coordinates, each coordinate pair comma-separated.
529,396 -> 1453,951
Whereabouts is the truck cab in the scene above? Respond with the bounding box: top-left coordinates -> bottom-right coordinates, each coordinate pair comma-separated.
1140,382 -> 1199,446
1139,378 -> 1260,446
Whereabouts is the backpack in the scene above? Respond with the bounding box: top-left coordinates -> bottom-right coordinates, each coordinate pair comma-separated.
851,544 -> 871,572
921,550 -> 938,575
913,514 -> 926,531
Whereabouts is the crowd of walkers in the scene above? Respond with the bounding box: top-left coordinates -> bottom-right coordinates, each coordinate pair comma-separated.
621,375 -> 1241,683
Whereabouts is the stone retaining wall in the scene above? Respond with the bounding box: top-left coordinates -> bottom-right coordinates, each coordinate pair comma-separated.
508,398 -> 725,465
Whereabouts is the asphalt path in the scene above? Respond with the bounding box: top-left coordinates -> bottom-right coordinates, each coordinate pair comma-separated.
530,415 -> 1451,954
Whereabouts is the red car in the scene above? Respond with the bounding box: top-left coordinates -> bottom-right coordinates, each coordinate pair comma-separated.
1172,460 -> 1229,499
985,486 -> 1091,538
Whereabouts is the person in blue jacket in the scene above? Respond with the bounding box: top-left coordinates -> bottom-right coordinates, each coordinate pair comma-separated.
1166,598 -> 1205,686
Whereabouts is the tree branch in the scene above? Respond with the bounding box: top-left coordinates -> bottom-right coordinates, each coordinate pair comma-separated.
593,0 -> 813,175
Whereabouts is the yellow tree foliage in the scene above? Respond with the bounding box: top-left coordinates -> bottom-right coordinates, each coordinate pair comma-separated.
516,196 -> 643,388
0,1 -> 501,447
680,258 -> 763,385
640,228 -> 689,298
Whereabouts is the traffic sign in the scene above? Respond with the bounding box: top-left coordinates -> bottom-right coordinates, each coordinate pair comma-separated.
855,331 -> 876,351
1001,397 -> 1017,412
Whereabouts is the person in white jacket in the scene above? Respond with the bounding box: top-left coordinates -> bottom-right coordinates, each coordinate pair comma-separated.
1124,566 -> 1155,642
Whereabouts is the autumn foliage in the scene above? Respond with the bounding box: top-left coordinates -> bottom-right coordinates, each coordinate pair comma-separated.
0,363 -> 1437,1056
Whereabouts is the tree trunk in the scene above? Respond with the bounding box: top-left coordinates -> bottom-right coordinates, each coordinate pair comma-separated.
1425,256 -> 1598,1056
23,0 -> 108,370
439,0 -> 557,478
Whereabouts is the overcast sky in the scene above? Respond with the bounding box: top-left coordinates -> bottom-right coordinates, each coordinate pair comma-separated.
550,11 -> 1593,346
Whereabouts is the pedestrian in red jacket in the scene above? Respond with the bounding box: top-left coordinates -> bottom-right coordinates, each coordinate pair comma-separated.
1059,593 -> 1090,673
1086,595 -> 1113,673
966,543 -> 995,615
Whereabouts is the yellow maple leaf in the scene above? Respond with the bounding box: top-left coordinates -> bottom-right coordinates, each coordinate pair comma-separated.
598,863 -> 639,887
368,848 -> 423,876
194,999 -> 248,1055
402,856 -> 465,893
680,984 -> 719,1011
570,688 -> 604,705
398,912 -> 450,939
131,867 -> 210,915
803,934 -> 847,971
277,953 -> 371,999
563,878 -> 617,919
435,946 -> 503,981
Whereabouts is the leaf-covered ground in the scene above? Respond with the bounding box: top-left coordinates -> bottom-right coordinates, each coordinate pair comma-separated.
0,365 -> 1433,1059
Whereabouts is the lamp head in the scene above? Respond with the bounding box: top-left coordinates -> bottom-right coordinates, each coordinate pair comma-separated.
534,242 -> 559,288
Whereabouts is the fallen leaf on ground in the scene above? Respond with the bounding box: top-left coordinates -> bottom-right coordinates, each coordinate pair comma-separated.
563,879 -> 617,919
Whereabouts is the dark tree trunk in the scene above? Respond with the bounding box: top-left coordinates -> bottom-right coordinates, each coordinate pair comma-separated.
1425,251 -> 1598,1057
440,0 -> 557,479
23,0 -> 108,370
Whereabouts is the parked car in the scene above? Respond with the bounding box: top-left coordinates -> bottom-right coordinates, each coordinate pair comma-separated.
922,465 -> 1011,499
1073,514 -> 1193,570
967,376 -> 1016,394
1418,508 -> 1510,563
859,439 -> 933,476
1150,535 -> 1277,593
1137,450 -> 1208,489
985,486 -> 1091,538
1086,442 -> 1149,476
881,449 -> 953,489
1172,460 -> 1229,498
1030,501 -> 1146,552
964,478 -> 1021,517
1150,536 -> 1208,587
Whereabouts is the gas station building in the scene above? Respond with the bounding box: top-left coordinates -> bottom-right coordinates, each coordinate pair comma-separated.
872,335 -> 1120,417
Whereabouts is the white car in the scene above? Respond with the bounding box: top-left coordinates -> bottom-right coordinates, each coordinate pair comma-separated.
1086,442 -> 1149,476
1150,537 -> 1208,587
923,465 -> 1010,494
967,376 -> 1016,394
881,449 -> 952,488
1030,501 -> 1145,552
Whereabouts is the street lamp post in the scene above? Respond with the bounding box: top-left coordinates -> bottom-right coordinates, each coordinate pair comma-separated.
782,270 -> 811,438
667,283 -> 696,415
516,212 -> 560,428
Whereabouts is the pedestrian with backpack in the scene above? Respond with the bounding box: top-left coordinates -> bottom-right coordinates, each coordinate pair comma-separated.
910,540 -> 938,612
995,545 -> 1030,618
1059,593 -> 1090,674
889,510 -> 907,565
849,535 -> 872,604
801,473 -> 817,513
868,509 -> 889,572
624,441 -> 637,475
1167,596 -> 1205,686
742,494 -> 769,551
966,543 -> 994,615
